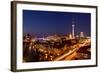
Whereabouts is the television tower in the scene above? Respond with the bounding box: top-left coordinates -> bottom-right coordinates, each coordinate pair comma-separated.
72,20 -> 75,39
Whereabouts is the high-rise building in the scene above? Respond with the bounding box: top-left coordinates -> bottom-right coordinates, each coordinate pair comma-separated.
80,32 -> 84,37
69,33 -> 72,39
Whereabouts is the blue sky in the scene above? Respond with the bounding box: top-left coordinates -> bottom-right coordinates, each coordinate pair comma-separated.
23,10 -> 91,37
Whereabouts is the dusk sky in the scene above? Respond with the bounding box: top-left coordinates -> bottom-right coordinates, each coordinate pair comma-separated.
23,10 -> 91,37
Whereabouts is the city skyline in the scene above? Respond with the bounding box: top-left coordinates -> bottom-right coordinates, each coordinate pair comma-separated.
23,10 -> 91,37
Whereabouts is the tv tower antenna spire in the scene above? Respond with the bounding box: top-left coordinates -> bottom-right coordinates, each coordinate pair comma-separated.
72,18 -> 75,39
